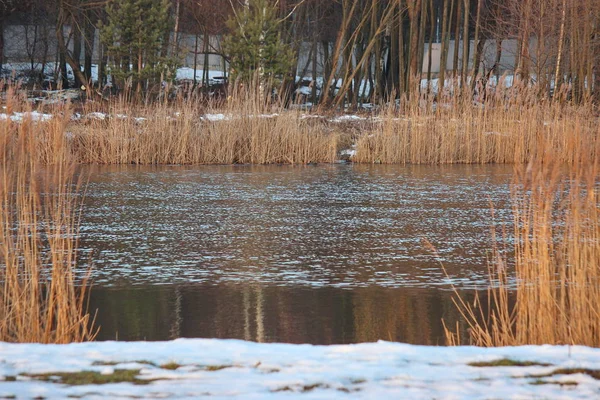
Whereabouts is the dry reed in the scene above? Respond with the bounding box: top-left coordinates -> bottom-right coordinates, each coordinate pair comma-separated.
3,80 -> 598,167
71,84 -> 339,165
0,103 -> 97,343
445,147 -> 600,347
354,79 -> 599,164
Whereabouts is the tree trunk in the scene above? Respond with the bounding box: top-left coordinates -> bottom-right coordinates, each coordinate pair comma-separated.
0,19 -> 4,72
471,38 -> 486,87
461,0 -> 470,86
452,0 -> 461,76
40,25 -> 50,82
388,8 -> 399,97
72,19 -> 83,87
517,0 -> 532,82
399,2 -> 406,96
84,12 -> 95,85
426,0 -> 435,87
172,0 -> 181,56
310,1 -> 319,104
56,9 -> 89,92
193,34 -> 198,88
371,0 -> 380,102
438,0 -> 450,91
469,0 -> 482,92
321,0 -> 357,106
408,0 -> 422,92
311,37 -> 318,104
322,41 -> 331,99
417,0 -> 428,79
98,44 -> 106,89
202,30 -> 210,90
583,0 -> 592,99
136,48 -> 143,96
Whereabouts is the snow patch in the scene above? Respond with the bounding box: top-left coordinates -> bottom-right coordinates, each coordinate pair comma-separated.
201,113 -> 231,122
0,111 -> 53,122
331,115 -> 367,123
0,339 -> 599,399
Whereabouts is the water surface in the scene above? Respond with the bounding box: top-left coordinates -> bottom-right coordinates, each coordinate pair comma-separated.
79,164 -> 514,344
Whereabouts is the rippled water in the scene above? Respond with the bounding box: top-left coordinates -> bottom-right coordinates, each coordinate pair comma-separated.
78,164 -> 515,344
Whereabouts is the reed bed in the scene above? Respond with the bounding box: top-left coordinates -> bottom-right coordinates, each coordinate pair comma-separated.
0,106 -> 96,343
354,81 -> 599,165
4,80 -> 599,166
445,148 -> 600,346
70,86 -> 339,165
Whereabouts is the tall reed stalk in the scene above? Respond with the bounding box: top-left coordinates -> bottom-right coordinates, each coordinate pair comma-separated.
354,79 -> 599,164
445,148 -> 600,346
4,81 -> 598,167
0,103 -> 96,343
72,83 -> 339,165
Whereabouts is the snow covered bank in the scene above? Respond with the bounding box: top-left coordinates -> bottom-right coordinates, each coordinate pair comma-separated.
1,339 -> 599,399
0,111 -> 53,122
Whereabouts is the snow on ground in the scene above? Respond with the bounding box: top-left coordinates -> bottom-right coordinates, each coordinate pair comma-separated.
176,68 -> 227,85
200,113 -> 231,122
0,111 -> 53,122
0,109 -> 374,126
1,339 -> 599,399
2,63 -> 226,87
330,115 -> 368,123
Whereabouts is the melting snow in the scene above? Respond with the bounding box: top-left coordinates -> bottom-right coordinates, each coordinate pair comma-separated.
86,112 -> 107,120
331,115 -> 367,123
201,113 -> 231,122
0,339 -> 599,399
0,111 -> 53,122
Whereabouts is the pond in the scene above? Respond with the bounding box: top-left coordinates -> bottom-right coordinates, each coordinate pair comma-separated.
79,164 -> 515,344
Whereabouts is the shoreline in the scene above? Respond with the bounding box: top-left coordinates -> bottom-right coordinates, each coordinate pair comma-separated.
1,339 -> 599,399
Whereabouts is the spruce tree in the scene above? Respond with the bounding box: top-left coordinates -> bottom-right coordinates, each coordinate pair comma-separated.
223,0 -> 295,89
100,0 -> 175,94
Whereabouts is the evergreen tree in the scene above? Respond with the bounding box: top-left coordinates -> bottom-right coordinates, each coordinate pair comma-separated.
100,0 -> 176,94
223,0 -> 295,88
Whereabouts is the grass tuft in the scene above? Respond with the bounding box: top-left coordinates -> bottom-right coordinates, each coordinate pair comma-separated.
0,99 -> 97,343
530,379 -> 579,386
468,359 -> 551,367
160,362 -> 181,370
445,146 -> 600,347
24,369 -> 152,385
203,365 -> 232,372
536,368 -> 600,381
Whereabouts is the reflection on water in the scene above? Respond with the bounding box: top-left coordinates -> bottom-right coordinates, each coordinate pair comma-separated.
77,164 -> 514,345
79,164 -> 513,288
90,284 -> 478,345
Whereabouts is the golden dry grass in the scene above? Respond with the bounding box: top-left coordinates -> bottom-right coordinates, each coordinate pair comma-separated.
0,104 -> 97,343
4,80 -> 598,167
445,148 -> 600,347
70,85 -> 339,165
354,81 -> 599,165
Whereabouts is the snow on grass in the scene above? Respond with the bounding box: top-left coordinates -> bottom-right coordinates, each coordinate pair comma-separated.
200,113 -> 231,122
330,115 -> 368,123
86,112 -> 107,121
1,339 -> 599,399
1,63 -> 225,87
340,148 -> 357,158
0,111 -> 53,122
175,68 -> 227,85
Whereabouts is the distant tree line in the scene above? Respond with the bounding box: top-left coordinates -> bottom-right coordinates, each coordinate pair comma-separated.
0,0 -> 598,103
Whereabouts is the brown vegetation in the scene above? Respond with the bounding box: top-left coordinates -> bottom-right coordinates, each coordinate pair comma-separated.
4,82 -> 599,167
0,99 -> 96,343
445,147 -> 600,346
71,88 -> 339,165
354,82 -> 599,164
